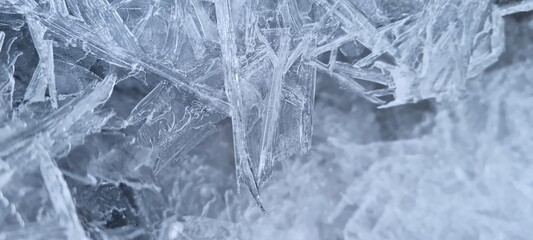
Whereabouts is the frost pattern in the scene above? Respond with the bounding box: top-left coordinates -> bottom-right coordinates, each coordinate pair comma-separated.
1,0 -> 533,239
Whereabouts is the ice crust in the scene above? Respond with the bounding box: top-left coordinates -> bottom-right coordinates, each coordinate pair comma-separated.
1,0 -> 533,239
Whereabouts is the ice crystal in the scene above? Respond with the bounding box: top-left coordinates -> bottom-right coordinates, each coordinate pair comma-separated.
1,0 -> 533,239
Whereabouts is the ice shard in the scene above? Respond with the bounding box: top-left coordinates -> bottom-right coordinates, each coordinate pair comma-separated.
298,0 -> 513,108
215,0 -> 317,209
1,0 -> 533,239
24,18 -> 57,108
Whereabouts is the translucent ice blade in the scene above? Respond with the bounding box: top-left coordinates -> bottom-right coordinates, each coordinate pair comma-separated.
39,14 -> 231,114
258,33 -> 290,182
280,0 -> 305,32
312,61 -> 387,104
0,32 -> 19,124
311,32 -> 361,58
121,0 -> 180,59
280,51 -> 317,154
331,61 -> 390,85
368,0 -> 504,106
314,0 -> 396,56
0,74 -> 116,157
215,0 -> 264,209
215,0 -> 276,211
24,17 -> 58,108
454,1 -> 492,89
1,144 -> 89,239
77,0 -> 142,53
214,0 -> 323,209
37,144 -> 87,239
191,0 -> 219,43
298,64 -> 317,152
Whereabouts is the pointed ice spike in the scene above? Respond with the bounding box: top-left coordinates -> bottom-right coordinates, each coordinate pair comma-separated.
215,0 -> 265,208
215,0 -> 323,209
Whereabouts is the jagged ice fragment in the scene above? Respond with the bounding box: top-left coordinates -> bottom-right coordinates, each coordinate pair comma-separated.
1,0 -> 533,239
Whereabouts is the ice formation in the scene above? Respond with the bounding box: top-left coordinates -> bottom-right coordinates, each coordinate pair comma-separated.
1,0 -> 533,239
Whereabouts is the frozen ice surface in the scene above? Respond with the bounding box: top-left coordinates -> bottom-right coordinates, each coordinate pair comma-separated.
1,0 -> 533,239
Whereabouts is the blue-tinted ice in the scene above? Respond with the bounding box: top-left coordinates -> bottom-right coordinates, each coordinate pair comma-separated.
1,0 -> 533,239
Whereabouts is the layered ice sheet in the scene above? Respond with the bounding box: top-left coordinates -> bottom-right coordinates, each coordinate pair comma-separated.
1,0 -> 533,239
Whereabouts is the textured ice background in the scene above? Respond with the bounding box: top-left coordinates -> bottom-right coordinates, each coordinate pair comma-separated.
1,0 -> 533,239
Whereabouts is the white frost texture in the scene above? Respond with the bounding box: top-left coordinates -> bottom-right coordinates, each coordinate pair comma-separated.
1,0 -> 533,239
